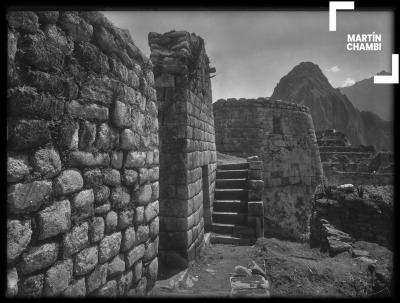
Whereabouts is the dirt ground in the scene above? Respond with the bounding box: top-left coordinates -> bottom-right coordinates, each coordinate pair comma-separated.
149,238 -> 392,298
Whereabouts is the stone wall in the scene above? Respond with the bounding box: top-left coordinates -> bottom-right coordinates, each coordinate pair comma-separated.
213,98 -> 323,240
7,11 -> 159,297
149,31 -> 217,267
310,185 -> 393,252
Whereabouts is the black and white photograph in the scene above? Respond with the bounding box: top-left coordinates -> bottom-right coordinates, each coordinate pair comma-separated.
5,1 -> 397,298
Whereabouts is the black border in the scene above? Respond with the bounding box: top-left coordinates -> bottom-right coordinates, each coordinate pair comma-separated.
2,0 -> 399,300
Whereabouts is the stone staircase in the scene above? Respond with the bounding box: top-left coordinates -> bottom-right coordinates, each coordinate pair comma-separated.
211,162 -> 256,245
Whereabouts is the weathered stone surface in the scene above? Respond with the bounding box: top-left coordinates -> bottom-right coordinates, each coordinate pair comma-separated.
99,232 -> 122,263
63,222 -> 89,256
123,169 -> 138,186
62,278 -> 86,297
90,217 -> 105,242
139,168 -> 150,184
8,119 -> 52,151
37,200 -> 71,240
74,246 -> 98,276
144,237 -> 159,262
135,206 -> 144,225
95,203 -> 111,215
72,189 -> 94,223
137,184 -> 152,206
79,121 -> 96,151
20,243 -> 59,275
94,280 -> 117,297
150,216 -> 159,238
19,274 -> 44,297
69,151 -> 110,167
86,263 -> 108,294
125,151 -> 146,168
120,128 -> 140,150
8,180 -> 52,214
54,169 -> 83,196
118,209 -> 134,230
111,151 -> 124,169
144,200 -> 159,223
136,277 -> 147,295
116,270 -> 133,296
67,100 -> 109,121
147,257 -> 158,289
59,118 -> 79,150
112,101 -> 132,128
7,219 -> 32,263
83,169 -> 103,187
107,254 -> 126,277
103,168 -> 121,186
7,11 -> 39,34
126,244 -> 145,268
6,268 -> 18,297
352,249 -> 370,258
36,11 -> 59,24
94,185 -> 110,204
132,260 -> 143,282
74,40 -> 110,74
59,12 -> 93,42
110,186 -> 131,210
136,225 -> 149,244
8,29 -> 18,63
44,259 -> 73,296
96,123 -> 119,151
105,211 -> 118,234
151,182 -> 159,201
122,226 -> 136,252
7,86 -> 65,119
80,75 -> 113,105
7,154 -> 29,182
32,148 -> 61,178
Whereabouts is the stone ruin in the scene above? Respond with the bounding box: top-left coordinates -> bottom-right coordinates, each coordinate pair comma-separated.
310,184 -> 393,255
6,10 -> 394,298
213,98 -> 323,240
6,10 -> 219,297
317,129 -> 393,186
7,11 -> 160,297
148,31 -> 217,268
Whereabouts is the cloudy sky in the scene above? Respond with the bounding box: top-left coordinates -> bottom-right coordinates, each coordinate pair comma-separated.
103,10 -> 393,101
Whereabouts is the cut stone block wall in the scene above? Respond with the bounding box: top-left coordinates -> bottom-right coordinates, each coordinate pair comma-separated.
149,30 -> 217,267
213,98 -> 323,240
7,11 -> 159,297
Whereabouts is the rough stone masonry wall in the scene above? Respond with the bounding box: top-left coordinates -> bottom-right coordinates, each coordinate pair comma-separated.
310,186 -> 393,250
7,11 -> 159,297
149,31 -> 217,267
213,98 -> 323,240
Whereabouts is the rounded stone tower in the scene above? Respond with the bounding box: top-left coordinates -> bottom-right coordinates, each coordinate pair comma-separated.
213,97 -> 323,240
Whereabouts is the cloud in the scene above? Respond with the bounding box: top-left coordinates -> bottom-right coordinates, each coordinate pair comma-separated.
326,65 -> 340,73
342,77 -> 356,87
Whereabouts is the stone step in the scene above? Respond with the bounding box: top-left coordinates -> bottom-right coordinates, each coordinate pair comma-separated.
218,162 -> 249,170
212,211 -> 247,225
210,233 -> 254,245
215,188 -> 248,200
213,200 -> 247,213
211,223 -> 255,238
216,169 -> 248,179
216,178 -> 247,189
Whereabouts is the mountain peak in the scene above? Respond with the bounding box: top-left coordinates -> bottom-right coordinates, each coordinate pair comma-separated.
271,61 -> 335,102
377,70 -> 390,76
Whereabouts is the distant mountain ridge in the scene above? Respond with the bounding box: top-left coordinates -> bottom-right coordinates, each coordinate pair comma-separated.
270,62 -> 392,151
339,71 -> 393,121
